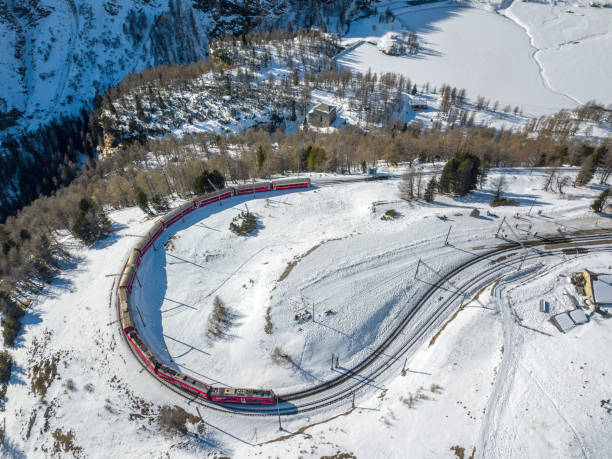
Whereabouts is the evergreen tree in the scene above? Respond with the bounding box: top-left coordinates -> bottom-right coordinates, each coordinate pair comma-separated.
478,159 -> 490,189
256,145 -> 266,172
575,152 -> 597,186
290,99 -> 297,122
304,145 -> 327,171
591,188 -> 610,213
71,198 -> 112,245
424,177 -> 437,202
411,84 -> 417,95
438,152 -> 481,196
194,169 -> 225,194
135,187 -> 150,214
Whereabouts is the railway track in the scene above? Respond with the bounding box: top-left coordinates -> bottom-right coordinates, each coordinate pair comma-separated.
117,230 -> 612,417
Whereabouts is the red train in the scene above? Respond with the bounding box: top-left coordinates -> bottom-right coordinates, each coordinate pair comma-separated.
118,177 -> 311,405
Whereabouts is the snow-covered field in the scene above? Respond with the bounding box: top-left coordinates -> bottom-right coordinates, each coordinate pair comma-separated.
503,0 -> 612,107
341,0 -> 612,115
3,169 -> 612,457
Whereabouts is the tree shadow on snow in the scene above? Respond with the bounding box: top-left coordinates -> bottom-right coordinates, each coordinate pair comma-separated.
91,222 -> 128,250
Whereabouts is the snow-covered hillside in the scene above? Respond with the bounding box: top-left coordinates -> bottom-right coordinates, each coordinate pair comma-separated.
3,169 -> 612,457
0,0 -> 212,138
0,0 -> 360,140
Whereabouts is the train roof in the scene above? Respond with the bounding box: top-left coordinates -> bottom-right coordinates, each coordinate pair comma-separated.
234,181 -> 272,190
209,387 -> 275,398
273,177 -> 311,185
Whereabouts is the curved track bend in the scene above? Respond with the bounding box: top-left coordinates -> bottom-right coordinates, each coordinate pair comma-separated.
117,229 -> 612,417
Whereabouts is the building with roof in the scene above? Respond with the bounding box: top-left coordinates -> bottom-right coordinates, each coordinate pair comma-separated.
584,270 -> 612,309
307,103 -> 337,127
552,312 -> 576,333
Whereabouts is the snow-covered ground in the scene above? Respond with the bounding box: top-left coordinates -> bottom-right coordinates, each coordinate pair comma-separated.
3,169 -> 612,457
340,0 -> 612,116
502,0 -> 612,107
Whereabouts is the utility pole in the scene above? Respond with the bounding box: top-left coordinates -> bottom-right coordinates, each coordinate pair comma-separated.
517,252 -> 528,272
415,258 -> 421,279
495,216 -> 506,238
134,304 -> 146,327
133,270 -> 142,288
335,355 -> 339,368
444,225 -> 452,246
352,392 -> 355,408
402,358 -> 407,374
277,400 -> 282,431
528,198 -> 536,216
331,353 -> 335,370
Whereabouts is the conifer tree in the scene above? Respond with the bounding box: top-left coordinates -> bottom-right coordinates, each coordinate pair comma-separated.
591,188 -> 610,213
424,177 -> 437,202
135,187 -> 150,214
438,153 -> 480,196
71,198 -> 112,245
256,145 -> 266,172
575,152 -> 597,186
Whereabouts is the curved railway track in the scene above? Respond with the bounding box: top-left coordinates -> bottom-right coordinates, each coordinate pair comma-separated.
117,228 -> 612,417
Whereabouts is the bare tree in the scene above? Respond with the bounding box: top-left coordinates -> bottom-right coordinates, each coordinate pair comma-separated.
399,168 -> 415,200
490,175 -> 507,198
554,175 -> 572,195
542,167 -> 557,192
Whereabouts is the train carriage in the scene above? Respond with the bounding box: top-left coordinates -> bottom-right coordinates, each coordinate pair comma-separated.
162,201 -> 196,228
195,188 -> 233,207
155,364 -> 210,399
126,330 -> 154,369
135,221 -> 165,256
272,177 -> 311,190
126,248 -> 142,268
208,387 -> 277,404
118,288 -> 134,333
234,182 -> 273,195
118,265 -> 136,292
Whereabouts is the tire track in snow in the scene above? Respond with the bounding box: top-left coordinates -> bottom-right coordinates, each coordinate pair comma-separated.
479,266 -> 589,459
478,277 -> 522,459
518,361 -> 589,459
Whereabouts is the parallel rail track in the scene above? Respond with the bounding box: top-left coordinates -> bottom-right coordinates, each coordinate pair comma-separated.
117,230 -> 612,417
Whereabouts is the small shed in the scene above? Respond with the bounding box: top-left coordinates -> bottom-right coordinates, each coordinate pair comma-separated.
584,270 -> 612,309
569,309 -> 588,324
307,103 -> 337,127
552,312 -> 575,333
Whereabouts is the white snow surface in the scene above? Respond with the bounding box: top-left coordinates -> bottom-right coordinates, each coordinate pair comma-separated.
340,0 -> 612,115
3,169 -> 612,457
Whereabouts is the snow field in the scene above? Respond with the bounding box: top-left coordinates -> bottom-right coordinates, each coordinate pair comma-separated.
4,169 -> 612,457
341,1 -> 612,116
133,168 -> 604,394
502,1 -> 612,107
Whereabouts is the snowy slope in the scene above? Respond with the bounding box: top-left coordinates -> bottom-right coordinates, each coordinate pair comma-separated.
4,169 -> 612,457
0,0 -> 212,138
